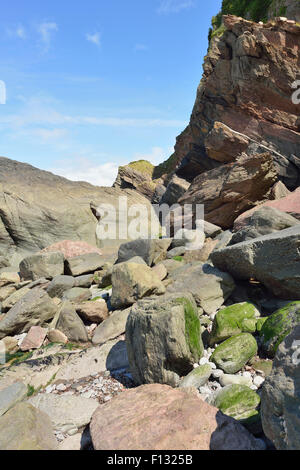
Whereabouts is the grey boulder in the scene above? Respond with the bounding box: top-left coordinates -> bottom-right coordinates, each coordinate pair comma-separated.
261,325 -> 300,450
19,251 -> 64,281
211,226 -> 300,299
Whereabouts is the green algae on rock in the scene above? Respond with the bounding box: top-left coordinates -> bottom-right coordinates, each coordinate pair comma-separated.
211,333 -> 258,373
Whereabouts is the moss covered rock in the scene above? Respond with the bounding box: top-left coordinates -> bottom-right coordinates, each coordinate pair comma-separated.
260,302 -> 300,357
213,384 -> 260,427
211,333 -> 258,373
179,364 -> 212,389
210,303 -> 260,345
126,293 -> 204,387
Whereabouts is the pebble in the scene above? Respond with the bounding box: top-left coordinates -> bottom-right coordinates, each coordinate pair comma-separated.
250,385 -> 258,391
199,357 -> 209,366
212,369 -> 224,379
208,362 -> 216,369
193,363 -> 199,369
253,376 -> 265,388
242,371 -> 252,379
56,384 -> 67,392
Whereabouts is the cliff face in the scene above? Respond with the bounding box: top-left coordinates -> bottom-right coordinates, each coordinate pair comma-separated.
0,157 -> 154,266
168,15 -> 300,193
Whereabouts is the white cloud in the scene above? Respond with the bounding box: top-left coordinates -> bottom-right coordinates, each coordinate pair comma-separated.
16,26 -> 26,39
50,159 -> 119,187
6,25 -> 26,39
133,146 -> 174,165
157,0 -> 195,14
37,22 -> 58,52
86,32 -> 101,47
28,128 -> 68,142
134,43 -> 148,52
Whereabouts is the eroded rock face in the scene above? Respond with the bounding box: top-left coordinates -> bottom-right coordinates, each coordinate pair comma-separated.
0,156 -> 154,265
160,16 -> 300,194
211,226 -> 300,299
90,384 -> 264,450
261,325 -> 300,450
0,402 -> 57,450
126,293 -> 203,387
179,153 -> 277,229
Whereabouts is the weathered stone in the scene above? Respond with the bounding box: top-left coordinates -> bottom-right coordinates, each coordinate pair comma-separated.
76,299 -> 108,324
0,382 -> 27,417
65,252 -> 104,276
62,287 -> 91,303
0,285 -> 16,302
203,221 -> 222,238
233,206 -> 300,235
126,293 -> 204,387
47,329 -> 68,344
211,333 -> 258,374
29,394 -> 98,433
167,262 -> 235,315
0,272 -> 20,284
0,402 -> 57,450
20,326 -> 48,351
116,238 -> 172,266
160,174 -> 190,205
1,336 -> 19,354
2,286 -> 30,312
211,226 -> 300,299
261,324 -> 300,450
126,256 -> 147,265
55,301 -> 89,343
205,121 -> 249,163
260,301 -> 300,357
90,384 -> 264,450
210,302 -> 260,345
42,240 -> 102,258
19,251 -> 64,281
179,364 -> 212,389
92,308 -> 130,345
213,384 -> 260,424
151,263 -> 167,281
179,153 -> 277,229
0,288 -> 58,340
73,274 -> 94,288
219,374 -> 252,387
46,275 -> 75,298
111,262 -> 165,309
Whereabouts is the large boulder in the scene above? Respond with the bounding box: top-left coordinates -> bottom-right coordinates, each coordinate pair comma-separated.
116,238 -> 172,266
0,402 -> 57,450
211,226 -> 300,299
211,333 -> 258,374
55,301 -> 89,343
0,382 -> 27,417
204,121 -> 249,163
2,286 -> 30,312
111,262 -> 165,309
261,325 -> 300,450
19,251 -> 64,281
178,153 -> 277,229
65,252 -> 104,276
90,384 -> 264,450
126,293 -> 204,387
75,300 -> 109,324
29,394 -> 99,433
259,301 -> 300,357
167,262 -> 235,315
209,302 -> 261,345
234,188 -> 300,230
42,240 -> 102,258
92,308 -> 131,345
0,287 -> 58,339
46,275 -> 75,298
233,206 -> 300,235
160,174 -> 190,206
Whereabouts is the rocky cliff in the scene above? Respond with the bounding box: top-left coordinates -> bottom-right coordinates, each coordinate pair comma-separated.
0,157 -> 153,267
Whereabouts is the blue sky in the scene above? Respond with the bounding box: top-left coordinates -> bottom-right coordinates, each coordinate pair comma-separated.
0,0 -> 221,186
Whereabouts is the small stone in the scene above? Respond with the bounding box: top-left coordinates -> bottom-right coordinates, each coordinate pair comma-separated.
212,369 -> 224,379
243,371 -> 252,379
56,384 -> 67,392
48,329 -> 68,344
208,362 -> 217,369
250,385 -> 258,391
199,357 -> 209,365
193,363 -> 199,369
253,376 -> 265,388
20,326 -> 48,351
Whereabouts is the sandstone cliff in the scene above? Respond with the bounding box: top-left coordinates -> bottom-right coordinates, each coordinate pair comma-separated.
0,157 -> 153,267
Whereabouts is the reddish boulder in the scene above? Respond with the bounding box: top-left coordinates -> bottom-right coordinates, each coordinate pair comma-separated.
42,240 -> 102,259
20,326 -> 48,351
90,384 -> 264,450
